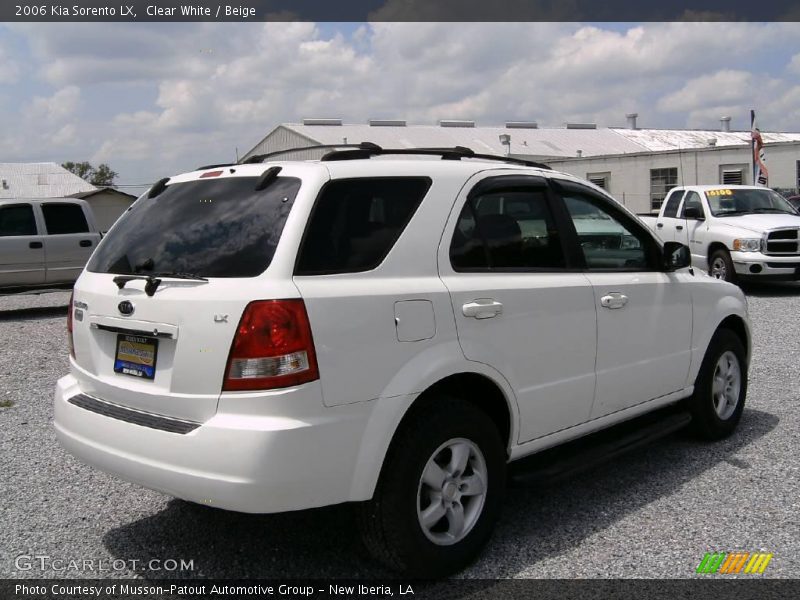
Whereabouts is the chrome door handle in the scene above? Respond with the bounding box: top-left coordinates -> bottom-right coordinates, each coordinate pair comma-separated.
600,293 -> 628,309
462,299 -> 503,319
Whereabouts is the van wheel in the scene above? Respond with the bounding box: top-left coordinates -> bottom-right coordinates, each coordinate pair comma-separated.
358,397 -> 506,577
687,328 -> 747,440
709,249 -> 736,283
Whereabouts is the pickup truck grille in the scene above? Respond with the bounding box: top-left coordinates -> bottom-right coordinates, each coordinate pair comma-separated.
765,229 -> 800,255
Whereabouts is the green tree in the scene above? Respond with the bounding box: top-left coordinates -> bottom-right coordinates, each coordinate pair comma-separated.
62,161 -> 118,187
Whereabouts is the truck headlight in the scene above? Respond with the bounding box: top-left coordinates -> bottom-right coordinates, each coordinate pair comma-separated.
732,238 -> 761,252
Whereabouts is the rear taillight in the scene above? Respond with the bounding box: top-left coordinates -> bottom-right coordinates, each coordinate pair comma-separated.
223,299 -> 319,391
67,291 -> 75,358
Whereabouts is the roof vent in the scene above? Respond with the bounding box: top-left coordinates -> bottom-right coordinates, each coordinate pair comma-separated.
439,120 -> 475,128
576,149 -> 583,157
1,179 -> 7,190
626,113 -> 638,129
720,116 -> 731,132
505,121 -> 538,129
368,119 -> 407,127
302,118 -> 342,126
565,122 -> 597,129
707,138 -> 717,147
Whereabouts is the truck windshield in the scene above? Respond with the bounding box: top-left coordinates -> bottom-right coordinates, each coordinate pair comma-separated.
706,188 -> 798,217
87,176 -> 301,278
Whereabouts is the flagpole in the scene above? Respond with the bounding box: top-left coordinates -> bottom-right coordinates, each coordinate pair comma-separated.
750,109 -> 756,186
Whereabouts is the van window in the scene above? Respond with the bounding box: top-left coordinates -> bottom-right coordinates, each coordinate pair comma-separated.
87,176 -> 301,278
42,203 -> 90,234
0,204 -> 37,236
295,177 -> 431,275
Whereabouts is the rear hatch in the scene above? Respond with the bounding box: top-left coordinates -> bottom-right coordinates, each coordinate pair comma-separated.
69,169 -> 306,422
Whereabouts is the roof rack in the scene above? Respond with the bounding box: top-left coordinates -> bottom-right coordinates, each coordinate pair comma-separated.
242,141 -> 550,170
241,142 -> 381,164
321,145 -> 551,169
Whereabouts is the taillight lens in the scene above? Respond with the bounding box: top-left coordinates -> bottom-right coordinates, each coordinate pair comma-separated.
223,299 -> 319,391
67,291 -> 75,358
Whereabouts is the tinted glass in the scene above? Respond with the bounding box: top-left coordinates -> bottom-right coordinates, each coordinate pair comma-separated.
680,192 -> 704,218
88,176 -> 300,278
0,204 -> 37,236
450,188 -> 565,270
662,190 -> 684,218
562,193 -> 651,270
295,177 -> 431,275
42,203 -> 89,234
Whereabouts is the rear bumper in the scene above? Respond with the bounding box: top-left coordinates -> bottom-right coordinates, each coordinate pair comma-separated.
54,374 -> 375,513
731,252 -> 800,279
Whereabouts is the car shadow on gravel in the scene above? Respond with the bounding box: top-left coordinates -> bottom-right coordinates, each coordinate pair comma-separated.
0,306 -> 68,321
102,408 -> 778,580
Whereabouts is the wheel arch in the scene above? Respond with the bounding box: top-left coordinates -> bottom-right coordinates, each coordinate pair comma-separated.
707,241 -> 730,265
348,367 -> 517,502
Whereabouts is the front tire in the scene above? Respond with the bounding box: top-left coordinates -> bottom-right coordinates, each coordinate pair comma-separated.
709,248 -> 737,284
687,328 -> 747,440
358,397 -> 506,577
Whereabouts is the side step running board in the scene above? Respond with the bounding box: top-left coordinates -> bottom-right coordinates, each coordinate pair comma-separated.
510,407 -> 692,485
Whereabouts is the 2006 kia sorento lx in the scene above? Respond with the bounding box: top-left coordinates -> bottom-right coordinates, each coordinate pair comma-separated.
55,145 -> 750,577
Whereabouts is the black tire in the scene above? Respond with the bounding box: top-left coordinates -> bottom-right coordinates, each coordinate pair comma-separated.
358,397 -> 506,577
687,328 -> 748,440
709,248 -> 737,284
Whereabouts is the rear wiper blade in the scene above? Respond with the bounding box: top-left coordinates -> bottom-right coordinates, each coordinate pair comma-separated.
113,272 -> 208,297
150,271 -> 209,282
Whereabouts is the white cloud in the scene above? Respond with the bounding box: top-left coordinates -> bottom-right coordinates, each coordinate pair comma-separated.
4,22 -> 800,185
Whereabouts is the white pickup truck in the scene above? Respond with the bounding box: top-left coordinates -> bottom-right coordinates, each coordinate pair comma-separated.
0,198 -> 102,292
639,185 -> 800,283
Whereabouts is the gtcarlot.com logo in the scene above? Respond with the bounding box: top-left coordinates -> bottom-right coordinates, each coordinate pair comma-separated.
14,554 -> 195,573
696,551 -> 773,574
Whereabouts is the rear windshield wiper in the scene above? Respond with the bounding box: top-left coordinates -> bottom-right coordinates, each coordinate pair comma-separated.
113,272 -> 208,297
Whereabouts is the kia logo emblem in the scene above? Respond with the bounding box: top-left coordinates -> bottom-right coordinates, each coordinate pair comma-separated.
118,301 -> 135,316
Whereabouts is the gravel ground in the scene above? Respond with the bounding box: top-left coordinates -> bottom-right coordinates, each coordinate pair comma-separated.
0,284 -> 798,580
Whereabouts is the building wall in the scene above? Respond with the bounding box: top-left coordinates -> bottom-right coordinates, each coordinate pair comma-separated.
547,143 -> 800,214
243,126 -> 330,161
84,192 -> 135,232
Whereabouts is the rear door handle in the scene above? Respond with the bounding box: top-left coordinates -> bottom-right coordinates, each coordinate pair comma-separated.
676,225 -> 684,231
29,241 -> 43,249
600,292 -> 628,309
656,223 -> 664,228
79,240 -> 93,247
462,299 -> 503,319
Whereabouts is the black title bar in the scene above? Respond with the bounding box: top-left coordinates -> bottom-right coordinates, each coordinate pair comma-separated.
3,0 -> 800,22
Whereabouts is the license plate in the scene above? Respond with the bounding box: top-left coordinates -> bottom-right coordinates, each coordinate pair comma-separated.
114,334 -> 159,380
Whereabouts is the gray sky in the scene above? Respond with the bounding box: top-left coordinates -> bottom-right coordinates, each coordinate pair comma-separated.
1,22 -> 799,189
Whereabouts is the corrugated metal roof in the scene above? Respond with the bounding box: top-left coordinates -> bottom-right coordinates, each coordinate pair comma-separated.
610,128 -> 800,151
280,123 -> 649,158
0,162 -> 96,199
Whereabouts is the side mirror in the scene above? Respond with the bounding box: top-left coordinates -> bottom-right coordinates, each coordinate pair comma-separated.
683,206 -> 704,220
663,241 -> 691,271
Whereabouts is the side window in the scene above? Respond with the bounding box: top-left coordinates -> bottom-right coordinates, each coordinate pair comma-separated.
561,191 -> 657,271
42,203 -> 89,234
0,204 -> 37,237
295,177 -> 431,275
450,187 -> 565,270
679,191 -> 705,218
662,190 -> 684,218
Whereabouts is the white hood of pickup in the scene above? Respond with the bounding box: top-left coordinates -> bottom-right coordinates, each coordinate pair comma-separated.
716,213 -> 800,234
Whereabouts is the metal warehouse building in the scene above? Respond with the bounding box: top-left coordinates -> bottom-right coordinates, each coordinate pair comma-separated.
243,116 -> 800,214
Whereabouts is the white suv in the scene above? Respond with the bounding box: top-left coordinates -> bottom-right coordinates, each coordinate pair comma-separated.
54,145 -> 750,576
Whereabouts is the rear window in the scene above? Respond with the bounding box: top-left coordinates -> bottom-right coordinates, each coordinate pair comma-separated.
295,177 -> 431,275
42,203 -> 89,234
87,176 -> 301,278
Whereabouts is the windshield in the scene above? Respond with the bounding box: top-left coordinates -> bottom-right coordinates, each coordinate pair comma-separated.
87,175 -> 301,278
706,188 -> 798,217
